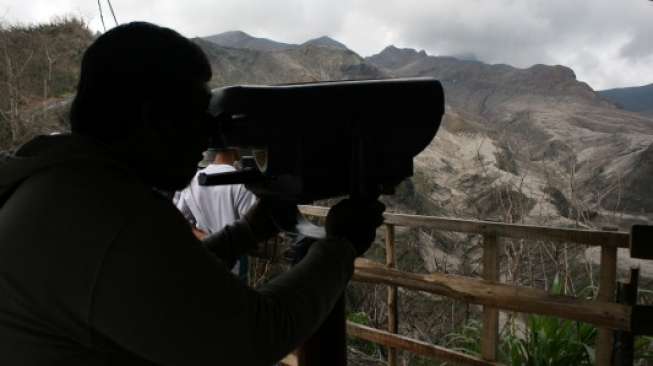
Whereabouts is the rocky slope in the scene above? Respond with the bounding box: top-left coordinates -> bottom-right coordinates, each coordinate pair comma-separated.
203,30 -> 295,51
367,46 -> 653,226
194,37 -> 382,86
203,31 -> 349,52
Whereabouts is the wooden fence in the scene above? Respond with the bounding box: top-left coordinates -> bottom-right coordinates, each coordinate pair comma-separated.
285,205 -> 653,366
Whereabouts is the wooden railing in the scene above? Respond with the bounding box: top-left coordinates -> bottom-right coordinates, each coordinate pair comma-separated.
290,205 -> 653,366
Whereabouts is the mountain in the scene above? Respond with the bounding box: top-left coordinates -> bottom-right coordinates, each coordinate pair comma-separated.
366,46 -> 653,224
203,31 -> 296,51
193,36 -> 653,224
366,45 -> 429,70
599,83 -> 653,117
194,38 -> 382,86
302,36 -> 348,50
204,31 -> 351,53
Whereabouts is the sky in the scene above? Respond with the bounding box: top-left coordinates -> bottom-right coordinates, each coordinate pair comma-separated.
2,0 -> 652,90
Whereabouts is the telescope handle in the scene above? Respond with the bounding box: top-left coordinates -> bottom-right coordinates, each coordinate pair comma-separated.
198,168 -> 264,186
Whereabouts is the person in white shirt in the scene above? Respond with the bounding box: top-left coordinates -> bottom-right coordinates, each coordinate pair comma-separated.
176,148 -> 257,278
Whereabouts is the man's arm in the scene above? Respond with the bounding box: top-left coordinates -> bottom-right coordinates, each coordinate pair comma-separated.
174,189 -> 198,227
234,184 -> 257,218
89,200 -> 356,366
201,219 -> 257,268
200,196 -> 296,267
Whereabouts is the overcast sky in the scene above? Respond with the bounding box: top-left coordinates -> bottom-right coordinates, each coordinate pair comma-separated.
2,0 -> 652,90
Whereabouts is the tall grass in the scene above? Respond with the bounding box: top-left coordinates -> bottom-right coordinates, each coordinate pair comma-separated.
446,275 -> 597,366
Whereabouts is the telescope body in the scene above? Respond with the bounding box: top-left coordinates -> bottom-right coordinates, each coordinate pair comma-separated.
205,78 -> 445,202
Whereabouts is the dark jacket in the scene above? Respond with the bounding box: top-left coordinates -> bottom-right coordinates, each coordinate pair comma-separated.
0,134 -> 356,365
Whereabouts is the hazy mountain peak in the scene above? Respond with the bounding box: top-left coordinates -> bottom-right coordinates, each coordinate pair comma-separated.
527,64 -> 577,81
366,45 -> 428,70
205,30 -> 251,44
381,45 -> 427,56
203,30 -> 295,51
599,83 -> 653,117
302,36 -> 348,50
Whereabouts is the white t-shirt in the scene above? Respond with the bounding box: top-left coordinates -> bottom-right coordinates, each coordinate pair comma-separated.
175,164 -> 257,234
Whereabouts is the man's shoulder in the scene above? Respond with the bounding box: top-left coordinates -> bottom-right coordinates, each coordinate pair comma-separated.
18,162 -> 157,221
201,164 -> 236,174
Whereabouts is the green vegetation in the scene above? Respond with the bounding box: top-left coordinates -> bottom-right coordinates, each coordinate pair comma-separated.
443,278 -> 653,366
444,319 -> 483,358
445,276 -> 597,366
501,315 -> 597,365
635,336 -> 653,366
346,311 -> 379,356
502,276 -> 597,365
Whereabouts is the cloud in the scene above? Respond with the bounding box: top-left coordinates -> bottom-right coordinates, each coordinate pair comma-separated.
1,0 -> 652,89
340,0 -> 653,89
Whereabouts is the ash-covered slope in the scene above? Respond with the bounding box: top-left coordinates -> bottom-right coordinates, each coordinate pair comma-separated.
204,31 -> 351,52
194,38 -> 383,86
203,31 -> 296,51
368,46 -> 653,224
302,36 -> 349,50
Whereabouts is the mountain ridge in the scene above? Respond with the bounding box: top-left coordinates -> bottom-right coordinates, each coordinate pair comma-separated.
599,83 -> 653,117
194,33 -> 653,224
203,31 -> 351,53
302,36 -> 348,50
203,30 -> 296,51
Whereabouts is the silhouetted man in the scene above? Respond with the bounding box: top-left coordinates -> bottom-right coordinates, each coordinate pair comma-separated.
0,22 -> 384,366
177,148 -> 256,236
176,147 -> 256,278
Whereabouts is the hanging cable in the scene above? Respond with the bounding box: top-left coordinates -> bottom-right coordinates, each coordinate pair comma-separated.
97,0 -> 107,32
107,0 -> 119,26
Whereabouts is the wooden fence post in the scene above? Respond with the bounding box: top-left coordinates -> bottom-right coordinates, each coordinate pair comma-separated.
481,233 -> 500,361
385,224 -> 398,366
614,268 -> 639,366
596,244 -> 618,366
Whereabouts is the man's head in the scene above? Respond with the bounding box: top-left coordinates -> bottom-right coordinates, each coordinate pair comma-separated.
213,148 -> 240,166
70,22 -> 213,189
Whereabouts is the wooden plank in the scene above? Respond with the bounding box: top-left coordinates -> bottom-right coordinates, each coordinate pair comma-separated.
353,258 -> 631,331
347,322 -> 502,366
299,205 -> 629,248
596,246 -> 618,366
385,224 -> 398,366
481,234 -> 500,361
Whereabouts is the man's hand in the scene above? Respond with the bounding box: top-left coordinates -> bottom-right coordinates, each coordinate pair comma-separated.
191,226 -> 208,240
325,199 -> 385,256
243,198 -> 299,242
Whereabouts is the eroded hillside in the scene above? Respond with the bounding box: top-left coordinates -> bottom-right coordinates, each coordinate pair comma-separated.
367,46 -> 653,227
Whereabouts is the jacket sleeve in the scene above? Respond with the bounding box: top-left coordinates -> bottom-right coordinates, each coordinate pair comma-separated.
202,219 -> 258,269
89,197 -> 356,366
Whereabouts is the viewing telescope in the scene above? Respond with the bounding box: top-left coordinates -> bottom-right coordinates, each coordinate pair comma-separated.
200,78 -> 445,202
200,78 -> 445,365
